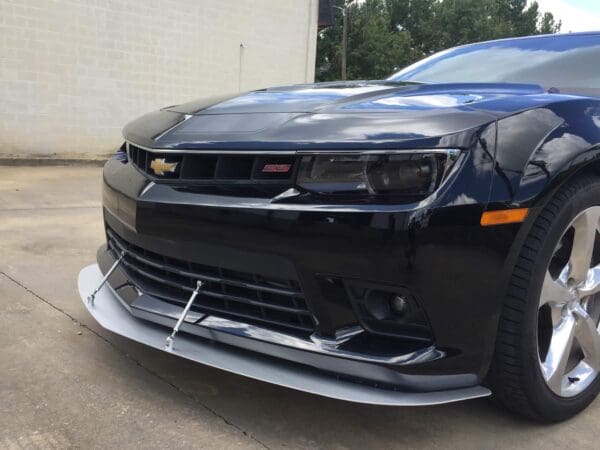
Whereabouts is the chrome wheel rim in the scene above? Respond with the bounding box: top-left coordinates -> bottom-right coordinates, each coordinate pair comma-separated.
538,206 -> 600,397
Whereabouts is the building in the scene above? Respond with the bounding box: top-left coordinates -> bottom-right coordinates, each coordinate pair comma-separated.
0,0 -> 323,158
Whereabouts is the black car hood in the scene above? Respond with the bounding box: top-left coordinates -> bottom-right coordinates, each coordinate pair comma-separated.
123,81 -> 560,150
165,81 -> 547,115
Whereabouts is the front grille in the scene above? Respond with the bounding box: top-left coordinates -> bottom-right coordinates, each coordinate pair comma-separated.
106,228 -> 316,335
128,143 -> 297,185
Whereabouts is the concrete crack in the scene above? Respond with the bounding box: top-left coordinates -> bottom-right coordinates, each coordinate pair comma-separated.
0,271 -> 271,450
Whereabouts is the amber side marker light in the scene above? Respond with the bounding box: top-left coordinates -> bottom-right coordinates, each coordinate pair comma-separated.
481,208 -> 529,226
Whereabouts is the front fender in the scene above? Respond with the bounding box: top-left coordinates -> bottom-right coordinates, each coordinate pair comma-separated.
479,98 -> 600,377
489,99 -> 600,209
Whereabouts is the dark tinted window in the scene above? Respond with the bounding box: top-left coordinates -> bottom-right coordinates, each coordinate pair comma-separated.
388,34 -> 600,93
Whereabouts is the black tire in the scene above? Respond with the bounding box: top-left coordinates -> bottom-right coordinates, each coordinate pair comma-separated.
488,174 -> 600,422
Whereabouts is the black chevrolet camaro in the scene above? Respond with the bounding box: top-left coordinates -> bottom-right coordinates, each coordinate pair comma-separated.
79,32 -> 600,422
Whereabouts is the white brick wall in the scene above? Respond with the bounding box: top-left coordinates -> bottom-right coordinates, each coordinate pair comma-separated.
0,0 -> 319,157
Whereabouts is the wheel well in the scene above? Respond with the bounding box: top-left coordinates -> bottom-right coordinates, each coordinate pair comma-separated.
532,154 -> 600,213
580,160 -> 600,177
482,155 -> 600,380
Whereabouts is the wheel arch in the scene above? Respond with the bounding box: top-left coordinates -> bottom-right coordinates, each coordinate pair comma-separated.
481,100 -> 600,378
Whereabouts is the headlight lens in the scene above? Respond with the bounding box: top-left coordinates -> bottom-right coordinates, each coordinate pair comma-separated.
296,150 -> 460,199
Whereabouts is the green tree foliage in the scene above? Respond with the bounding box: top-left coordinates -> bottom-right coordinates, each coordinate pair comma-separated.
316,0 -> 562,81
346,0 -> 417,79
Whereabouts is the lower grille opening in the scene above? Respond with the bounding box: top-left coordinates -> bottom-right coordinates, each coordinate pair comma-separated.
106,227 -> 316,336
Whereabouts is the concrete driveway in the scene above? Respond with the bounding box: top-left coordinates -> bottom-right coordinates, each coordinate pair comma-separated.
1,164 -> 598,449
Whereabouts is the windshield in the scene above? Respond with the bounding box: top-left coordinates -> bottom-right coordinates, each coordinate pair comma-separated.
388,33 -> 600,93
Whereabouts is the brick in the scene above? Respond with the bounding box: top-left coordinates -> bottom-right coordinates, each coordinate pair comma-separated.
0,0 -> 319,155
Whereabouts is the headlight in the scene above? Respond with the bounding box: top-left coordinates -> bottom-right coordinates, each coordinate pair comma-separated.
296,150 -> 461,199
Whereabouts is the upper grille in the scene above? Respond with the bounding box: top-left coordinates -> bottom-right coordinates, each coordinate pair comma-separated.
106,227 -> 316,335
128,143 -> 297,185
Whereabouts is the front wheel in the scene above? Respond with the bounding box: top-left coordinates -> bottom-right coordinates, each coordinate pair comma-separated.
489,174 -> 600,422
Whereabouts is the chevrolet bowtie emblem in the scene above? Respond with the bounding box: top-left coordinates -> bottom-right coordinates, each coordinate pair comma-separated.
150,158 -> 178,176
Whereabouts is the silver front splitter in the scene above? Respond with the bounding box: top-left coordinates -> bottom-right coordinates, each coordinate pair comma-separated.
78,264 -> 491,406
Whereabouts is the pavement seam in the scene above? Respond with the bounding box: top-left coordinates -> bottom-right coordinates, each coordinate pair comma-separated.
0,206 -> 101,212
0,270 -> 271,450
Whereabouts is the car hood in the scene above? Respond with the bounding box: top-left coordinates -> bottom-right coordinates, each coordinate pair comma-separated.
165,82 -> 546,115
123,81 -> 559,149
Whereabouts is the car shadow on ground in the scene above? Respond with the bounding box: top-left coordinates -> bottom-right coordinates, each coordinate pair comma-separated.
99,333 -> 570,449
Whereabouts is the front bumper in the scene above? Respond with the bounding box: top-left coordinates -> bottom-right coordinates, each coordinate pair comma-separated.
78,263 -> 490,405
86,143 -> 521,404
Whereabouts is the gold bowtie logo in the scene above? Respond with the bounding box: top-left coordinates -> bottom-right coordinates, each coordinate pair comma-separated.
150,158 -> 178,176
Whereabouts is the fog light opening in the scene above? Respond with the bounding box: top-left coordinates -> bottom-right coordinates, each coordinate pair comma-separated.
364,290 -> 411,320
